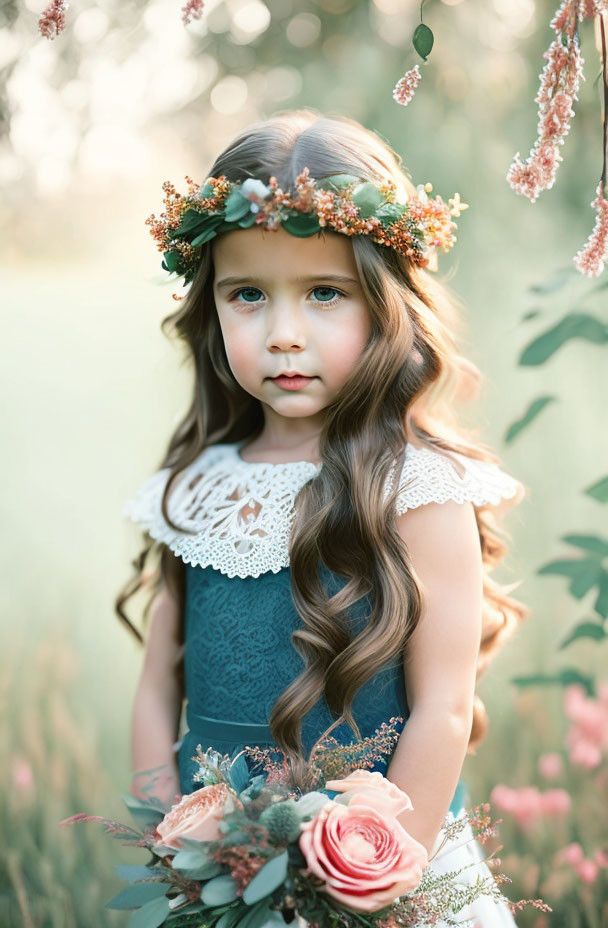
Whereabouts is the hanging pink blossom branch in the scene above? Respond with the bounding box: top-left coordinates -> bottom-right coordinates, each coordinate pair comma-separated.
182,0 -> 205,27
393,65 -> 422,107
507,2 -> 608,277
38,0 -> 69,39
507,1 -> 586,202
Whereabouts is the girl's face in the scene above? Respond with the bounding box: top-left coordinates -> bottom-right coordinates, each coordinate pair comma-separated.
212,225 -> 371,438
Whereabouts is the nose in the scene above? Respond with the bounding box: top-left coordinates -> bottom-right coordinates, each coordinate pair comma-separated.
265,300 -> 306,352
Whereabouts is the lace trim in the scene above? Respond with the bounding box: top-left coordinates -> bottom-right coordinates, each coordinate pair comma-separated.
123,441 -> 524,579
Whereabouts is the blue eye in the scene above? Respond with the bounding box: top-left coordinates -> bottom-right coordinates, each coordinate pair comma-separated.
231,286 -> 344,308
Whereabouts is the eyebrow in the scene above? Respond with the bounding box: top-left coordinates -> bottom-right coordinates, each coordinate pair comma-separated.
215,274 -> 360,290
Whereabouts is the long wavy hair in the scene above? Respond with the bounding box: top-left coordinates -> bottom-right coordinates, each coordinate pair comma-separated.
117,107 -> 530,789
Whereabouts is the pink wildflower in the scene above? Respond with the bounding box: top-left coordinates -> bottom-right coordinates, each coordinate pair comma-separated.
538,752 -> 563,779
538,788 -> 571,816
554,841 -> 584,866
393,65 -> 422,107
38,0 -> 69,39
577,858 -> 600,884
573,181 -> 608,277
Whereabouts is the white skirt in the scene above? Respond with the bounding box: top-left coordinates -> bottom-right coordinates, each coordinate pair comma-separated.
425,808 -> 519,927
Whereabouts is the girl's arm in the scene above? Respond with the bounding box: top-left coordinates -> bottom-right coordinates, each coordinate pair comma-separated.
386,499 -> 483,855
130,582 -> 185,808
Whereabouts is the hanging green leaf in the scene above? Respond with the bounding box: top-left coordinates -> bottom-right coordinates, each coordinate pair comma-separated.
242,852 -> 288,905
510,667 -> 595,696
521,308 -> 543,321
519,313 -> 608,365
413,23 -> 434,60
559,620 -> 607,649
537,556 -> 603,599
528,265 -> 579,294
561,534 -> 608,557
504,395 -> 556,443
585,475 -> 608,503
594,571 -> 608,619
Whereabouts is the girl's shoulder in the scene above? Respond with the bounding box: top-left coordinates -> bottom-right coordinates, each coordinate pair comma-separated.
123,440 -> 526,579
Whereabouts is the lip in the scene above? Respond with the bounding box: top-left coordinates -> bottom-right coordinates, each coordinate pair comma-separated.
270,373 -> 316,391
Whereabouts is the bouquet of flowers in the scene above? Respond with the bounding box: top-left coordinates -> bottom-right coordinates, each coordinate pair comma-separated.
60,718 -> 550,928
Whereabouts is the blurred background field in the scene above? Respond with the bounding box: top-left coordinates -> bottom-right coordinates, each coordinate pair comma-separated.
1,0 -> 607,924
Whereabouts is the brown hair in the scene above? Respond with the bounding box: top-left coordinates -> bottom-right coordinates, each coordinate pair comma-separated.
117,108 -> 530,789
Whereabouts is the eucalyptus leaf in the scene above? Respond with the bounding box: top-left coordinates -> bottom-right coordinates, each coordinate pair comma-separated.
216,905 -> 243,928
293,791 -> 332,821
413,23 -> 434,60
105,881 -> 172,910
238,210 -> 259,228
126,895 -> 172,928
504,396 -> 556,443
376,203 -> 406,226
234,899 -> 273,928
242,852 -> 288,905
121,794 -> 166,831
201,874 -> 239,906
114,865 -> 160,884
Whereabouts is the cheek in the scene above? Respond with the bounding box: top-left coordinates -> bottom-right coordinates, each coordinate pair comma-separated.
220,322 -> 258,381
320,312 -> 370,384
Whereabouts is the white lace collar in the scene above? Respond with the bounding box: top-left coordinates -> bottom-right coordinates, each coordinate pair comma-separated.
123,440 -> 524,579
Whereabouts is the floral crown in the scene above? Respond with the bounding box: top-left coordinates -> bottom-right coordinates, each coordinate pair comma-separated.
145,167 -> 469,295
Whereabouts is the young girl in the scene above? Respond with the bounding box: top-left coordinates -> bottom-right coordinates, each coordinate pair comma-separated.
118,109 -> 528,926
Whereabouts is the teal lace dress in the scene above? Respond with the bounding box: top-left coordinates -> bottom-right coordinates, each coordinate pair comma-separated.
124,439 -> 524,820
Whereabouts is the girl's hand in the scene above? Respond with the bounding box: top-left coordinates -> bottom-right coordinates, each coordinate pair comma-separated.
131,762 -> 181,810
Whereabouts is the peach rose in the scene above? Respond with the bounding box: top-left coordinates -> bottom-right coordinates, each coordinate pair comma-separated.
153,782 -> 230,851
324,769 -> 413,819
299,799 -> 428,913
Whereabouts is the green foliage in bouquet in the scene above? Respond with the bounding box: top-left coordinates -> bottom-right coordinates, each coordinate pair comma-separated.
60,718 -> 551,928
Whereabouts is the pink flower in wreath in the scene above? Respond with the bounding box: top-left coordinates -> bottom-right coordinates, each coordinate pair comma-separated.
299,775 -> 427,913
153,782 -> 230,851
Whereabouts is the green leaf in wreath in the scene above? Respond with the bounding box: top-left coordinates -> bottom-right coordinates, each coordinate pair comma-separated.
162,251 -> 181,274
201,874 -> 239,906
585,475 -> 608,504
126,894 -> 172,928
352,182 -> 385,218
594,571 -> 608,619
238,210 -> 259,228
317,174 -> 361,191
559,620 -> 607,649
376,203 -> 406,226
413,23 -> 434,60
242,852 -> 288,905
105,881 -> 172,910
504,395 -> 556,443
281,213 -> 322,237
518,312 -> 608,366
224,190 -> 253,223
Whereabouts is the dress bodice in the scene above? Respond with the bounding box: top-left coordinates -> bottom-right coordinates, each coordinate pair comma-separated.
124,438 -> 525,814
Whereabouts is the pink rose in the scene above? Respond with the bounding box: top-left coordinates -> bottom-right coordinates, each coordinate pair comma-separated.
153,782 -> 230,851
324,769 -> 413,819
299,798 -> 428,913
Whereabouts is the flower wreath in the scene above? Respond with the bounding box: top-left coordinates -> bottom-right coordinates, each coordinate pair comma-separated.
145,167 -> 469,293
